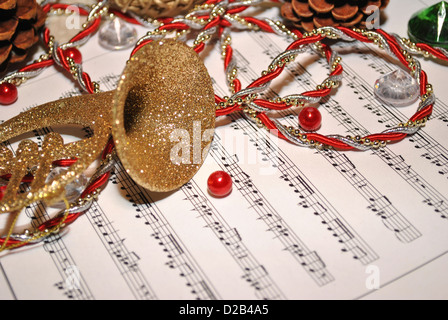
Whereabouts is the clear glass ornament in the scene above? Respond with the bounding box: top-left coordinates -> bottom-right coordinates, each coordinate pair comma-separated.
46,166 -> 89,208
374,69 -> 420,107
98,17 -> 138,50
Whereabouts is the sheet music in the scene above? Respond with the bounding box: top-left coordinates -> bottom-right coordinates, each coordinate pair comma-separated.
1,0 -> 448,300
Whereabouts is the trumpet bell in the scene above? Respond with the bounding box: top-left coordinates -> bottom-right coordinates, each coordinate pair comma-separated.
113,39 -> 216,192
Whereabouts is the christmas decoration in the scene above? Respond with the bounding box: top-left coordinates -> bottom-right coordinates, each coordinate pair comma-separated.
1,0 -> 448,252
0,0 -> 46,71
0,81 -> 18,104
207,171 -> 233,197
109,0 -> 205,19
298,106 -> 322,131
98,17 -> 138,50
408,1 -> 448,50
62,47 -> 82,64
46,166 -> 89,209
280,0 -> 390,32
0,39 -> 215,212
374,69 -> 420,107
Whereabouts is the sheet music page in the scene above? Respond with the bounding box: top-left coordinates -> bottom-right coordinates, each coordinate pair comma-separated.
1,0 -> 447,301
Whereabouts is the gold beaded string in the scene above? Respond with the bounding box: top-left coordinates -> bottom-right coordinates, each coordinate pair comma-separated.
0,198 -> 71,252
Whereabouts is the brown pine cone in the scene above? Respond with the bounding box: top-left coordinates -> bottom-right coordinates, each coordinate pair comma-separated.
280,0 -> 390,32
0,0 -> 46,71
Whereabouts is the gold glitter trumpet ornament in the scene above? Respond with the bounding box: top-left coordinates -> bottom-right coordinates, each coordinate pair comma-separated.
0,39 -> 216,214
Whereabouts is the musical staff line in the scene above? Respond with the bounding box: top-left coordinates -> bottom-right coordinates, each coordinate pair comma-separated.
22,172 -> 94,300
86,202 -> 157,300
0,262 -> 17,300
111,160 -> 220,300
341,40 -> 448,128
320,149 -> 421,242
59,88 -> 82,99
210,137 -> 334,286
227,115 -> 380,259
98,74 -> 120,91
334,43 -> 448,219
31,123 -> 157,299
244,106 -> 420,242
181,179 -> 285,299
239,52 -> 422,242
47,235 -> 94,300
0,122 -> 95,300
218,41 -> 380,257
249,32 -> 448,220
335,42 -> 448,181
94,72 -> 220,299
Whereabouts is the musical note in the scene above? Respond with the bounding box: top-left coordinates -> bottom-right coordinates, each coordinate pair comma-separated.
181,178 -> 285,299
438,113 -> 448,124
5,27 -> 446,301
326,218 -> 355,243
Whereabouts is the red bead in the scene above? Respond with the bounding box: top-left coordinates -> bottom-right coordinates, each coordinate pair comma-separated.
298,106 -> 322,132
207,171 -> 232,198
64,47 -> 82,64
0,82 -> 18,105
0,185 -> 6,201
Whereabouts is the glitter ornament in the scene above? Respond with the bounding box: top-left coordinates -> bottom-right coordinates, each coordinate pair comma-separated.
0,100 -> 111,213
0,39 -> 215,214
113,39 -> 215,192
207,171 -> 232,198
374,69 -> 420,107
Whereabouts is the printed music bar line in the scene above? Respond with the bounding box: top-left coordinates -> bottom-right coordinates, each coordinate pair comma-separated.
19,126 -> 95,300
251,32 -> 448,221
214,54 -> 378,263
231,37 -> 414,245
111,160 -> 220,300
86,201 -> 157,300
182,179 -> 286,299
227,115 -> 380,261
210,136 -> 335,286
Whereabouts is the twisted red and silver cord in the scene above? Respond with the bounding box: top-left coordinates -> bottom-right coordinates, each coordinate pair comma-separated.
0,138 -> 115,249
0,0 -> 444,250
0,2 -> 104,94
264,26 -> 435,150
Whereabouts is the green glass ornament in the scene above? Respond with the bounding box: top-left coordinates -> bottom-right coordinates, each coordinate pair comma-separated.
408,1 -> 448,49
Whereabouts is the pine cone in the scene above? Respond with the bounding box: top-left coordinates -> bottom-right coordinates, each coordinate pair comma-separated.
280,0 -> 390,32
0,0 -> 46,71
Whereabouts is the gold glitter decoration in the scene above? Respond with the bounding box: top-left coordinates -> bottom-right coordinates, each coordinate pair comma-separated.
0,39 -> 215,214
113,39 -> 215,192
0,92 -> 112,213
